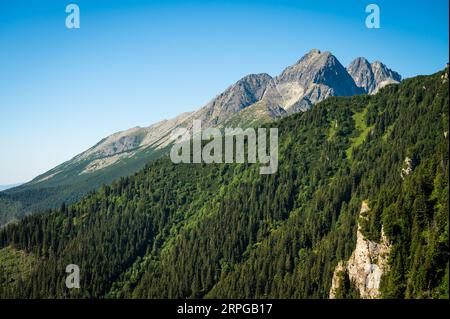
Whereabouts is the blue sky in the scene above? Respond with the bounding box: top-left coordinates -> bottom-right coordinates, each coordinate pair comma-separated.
0,0 -> 448,184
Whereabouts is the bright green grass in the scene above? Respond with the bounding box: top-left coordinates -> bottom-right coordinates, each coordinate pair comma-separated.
346,108 -> 373,159
382,123 -> 394,141
327,119 -> 338,141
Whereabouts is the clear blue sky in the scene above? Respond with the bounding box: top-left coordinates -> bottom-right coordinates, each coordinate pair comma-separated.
0,0 -> 448,184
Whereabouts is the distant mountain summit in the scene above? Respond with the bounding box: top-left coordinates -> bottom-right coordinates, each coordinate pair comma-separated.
223,49 -> 401,124
251,49 -> 364,115
0,49 -> 402,226
347,57 -> 401,94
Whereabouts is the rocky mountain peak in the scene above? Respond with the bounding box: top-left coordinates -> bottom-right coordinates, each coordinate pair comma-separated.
348,57 -> 372,74
371,61 -> 401,84
278,49 -> 336,84
347,57 -> 376,93
271,50 -> 363,111
295,48 -> 323,63
192,73 -> 275,128
348,58 -> 401,94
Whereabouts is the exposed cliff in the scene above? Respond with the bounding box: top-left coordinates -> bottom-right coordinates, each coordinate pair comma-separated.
347,58 -> 401,94
330,201 -> 391,299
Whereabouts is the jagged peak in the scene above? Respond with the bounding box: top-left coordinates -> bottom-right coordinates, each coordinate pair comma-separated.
371,60 -> 402,81
295,49 -> 334,65
348,57 -> 371,68
296,48 -> 321,61
235,73 -> 273,85
280,50 -> 341,81
347,56 -> 401,94
371,60 -> 384,67
242,73 -> 272,79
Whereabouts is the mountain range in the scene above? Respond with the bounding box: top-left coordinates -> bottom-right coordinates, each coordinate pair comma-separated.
0,66 -> 447,299
0,49 -> 402,227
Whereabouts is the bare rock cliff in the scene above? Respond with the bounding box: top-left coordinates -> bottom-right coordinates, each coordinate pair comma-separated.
329,201 -> 391,299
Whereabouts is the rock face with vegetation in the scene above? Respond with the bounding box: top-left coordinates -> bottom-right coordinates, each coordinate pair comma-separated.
0,67 -> 447,299
329,201 -> 391,299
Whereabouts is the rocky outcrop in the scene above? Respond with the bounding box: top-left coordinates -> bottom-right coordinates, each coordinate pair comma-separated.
347,57 -> 376,93
347,58 -> 401,94
371,61 -> 402,93
262,49 -> 364,112
74,126 -> 145,161
329,201 -> 391,299
193,73 -> 275,128
329,261 -> 346,299
400,157 -> 413,180
441,64 -> 449,83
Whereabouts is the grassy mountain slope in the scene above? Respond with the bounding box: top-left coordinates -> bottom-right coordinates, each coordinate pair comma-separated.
0,145 -> 169,227
0,69 -> 448,298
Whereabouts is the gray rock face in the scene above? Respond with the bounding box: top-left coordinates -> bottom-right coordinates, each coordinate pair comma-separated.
347,57 -> 377,93
75,127 -> 145,161
348,57 -> 401,94
191,73 -> 275,128
261,49 -> 364,113
329,201 -> 391,299
371,61 -> 401,84
277,49 -> 363,96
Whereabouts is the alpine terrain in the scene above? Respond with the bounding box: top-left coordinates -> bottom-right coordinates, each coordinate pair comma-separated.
0,50 -> 402,227
0,66 -> 447,299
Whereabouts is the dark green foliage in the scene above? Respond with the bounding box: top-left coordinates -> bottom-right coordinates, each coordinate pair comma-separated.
332,268 -> 360,299
0,146 -> 168,227
0,69 -> 448,299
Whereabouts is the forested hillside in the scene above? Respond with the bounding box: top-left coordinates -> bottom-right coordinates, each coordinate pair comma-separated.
0,146 -> 168,227
0,69 -> 448,299
0,50 -> 401,229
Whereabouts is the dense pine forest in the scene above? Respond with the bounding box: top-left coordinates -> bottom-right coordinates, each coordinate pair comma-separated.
0,69 -> 448,299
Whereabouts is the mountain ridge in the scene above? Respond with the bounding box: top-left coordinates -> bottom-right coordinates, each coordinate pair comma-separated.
0,49 -> 402,227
